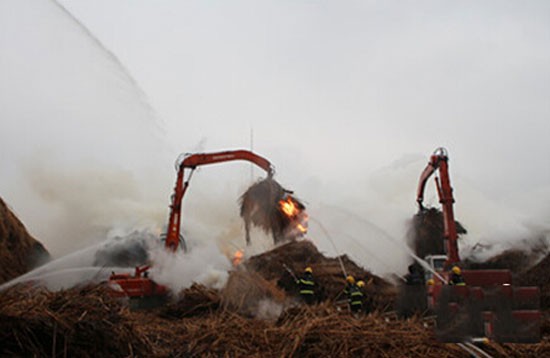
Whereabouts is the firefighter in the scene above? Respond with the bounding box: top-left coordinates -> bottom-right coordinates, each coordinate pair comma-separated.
348,280 -> 364,315
405,263 -> 425,286
343,275 -> 355,296
448,265 -> 466,286
296,267 -> 316,304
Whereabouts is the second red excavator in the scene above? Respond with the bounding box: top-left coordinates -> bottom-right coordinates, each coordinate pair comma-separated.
417,147 -> 541,343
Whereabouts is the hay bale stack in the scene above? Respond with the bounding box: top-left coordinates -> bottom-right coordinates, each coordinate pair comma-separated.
0,197 -> 50,284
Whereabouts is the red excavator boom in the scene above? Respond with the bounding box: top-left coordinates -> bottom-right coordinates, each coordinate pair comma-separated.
164,150 -> 273,252
416,147 -> 459,267
108,149 -> 274,307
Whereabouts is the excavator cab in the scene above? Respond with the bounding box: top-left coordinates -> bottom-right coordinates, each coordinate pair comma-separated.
424,254 -> 447,281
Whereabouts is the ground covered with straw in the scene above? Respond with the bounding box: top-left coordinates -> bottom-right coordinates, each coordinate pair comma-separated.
1,279 -> 549,357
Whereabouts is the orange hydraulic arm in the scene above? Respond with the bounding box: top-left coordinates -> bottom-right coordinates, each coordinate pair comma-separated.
164,149 -> 274,252
416,147 -> 460,266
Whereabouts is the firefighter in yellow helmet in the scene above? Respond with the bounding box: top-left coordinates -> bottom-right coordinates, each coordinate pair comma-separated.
448,265 -> 466,286
343,275 -> 364,314
343,275 -> 355,296
296,267 -> 316,304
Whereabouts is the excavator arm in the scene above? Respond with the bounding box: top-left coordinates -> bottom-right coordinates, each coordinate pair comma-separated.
164,149 -> 274,252
416,147 -> 460,265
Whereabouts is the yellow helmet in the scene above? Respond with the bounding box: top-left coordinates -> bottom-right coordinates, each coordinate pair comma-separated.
357,280 -> 365,288
451,266 -> 461,275
426,279 -> 435,286
304,267 -> 313,273
346,275 -> 355,284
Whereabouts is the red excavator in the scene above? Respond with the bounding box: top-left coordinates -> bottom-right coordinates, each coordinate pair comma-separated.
417,147 -> 540,343
108,149 -> 274,307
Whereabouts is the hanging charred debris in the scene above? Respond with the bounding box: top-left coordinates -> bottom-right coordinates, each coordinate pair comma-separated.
240,178 -> 308,246
406,207 -> 467,259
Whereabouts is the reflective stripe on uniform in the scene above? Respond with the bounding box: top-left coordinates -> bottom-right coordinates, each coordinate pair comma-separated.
299,279 -> 314,286
300,290 -> 314,295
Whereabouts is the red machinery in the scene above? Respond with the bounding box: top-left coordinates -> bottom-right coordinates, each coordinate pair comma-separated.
417,148 -> 540,342
108,149 -> 274,307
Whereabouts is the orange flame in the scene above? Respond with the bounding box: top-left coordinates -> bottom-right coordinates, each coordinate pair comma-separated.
232,250 -> 244,267
279,197 -> 300,218
279,196 -> 309,237
296,212 -> 309,234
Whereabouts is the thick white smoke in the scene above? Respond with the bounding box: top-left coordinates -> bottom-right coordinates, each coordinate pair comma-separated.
0,0 -> 171,256
150,243 -> 231,292
297,154 -> 550,276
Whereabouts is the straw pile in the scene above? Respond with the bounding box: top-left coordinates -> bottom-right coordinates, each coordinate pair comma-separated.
0,271 -> 548,356
0,285 -> 152,357
163,303 -> 472,358
157,283 -> 221,320
245,240 -> 396,311
465,249 -> 535,273
0,197 -> 50,284
221,270 -> 287,318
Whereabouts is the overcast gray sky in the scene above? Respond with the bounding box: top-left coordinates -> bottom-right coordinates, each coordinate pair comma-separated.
1,1 -> 549,272
53,0 -> 550,190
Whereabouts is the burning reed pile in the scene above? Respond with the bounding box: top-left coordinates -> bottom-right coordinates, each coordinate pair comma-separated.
240,178 -> 306,245
0,197 -> 49,284
245,240 -> 396,311
407,207 -> 467,258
